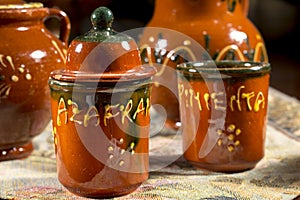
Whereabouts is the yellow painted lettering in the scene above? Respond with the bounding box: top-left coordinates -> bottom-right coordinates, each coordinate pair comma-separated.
146,97 -> 150,116
204,93 -> 210,110
194,92 -> 202,111
178,83 -> 184,103
57,97 -> 67,126
104,104 -> 120,126
120,99 -> 133,124
211,92 -> 226,111
184,88 -> 189,108
254,92 -> 265,112
133,98 -> 145,120
230,85 -> 244,111
189,89 -> 194,107
83,106 -> 100,127
69,100 -> 83,125
242,91 -> 255,111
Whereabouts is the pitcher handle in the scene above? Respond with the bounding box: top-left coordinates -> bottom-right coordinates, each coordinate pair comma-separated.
46,8 -> 71,45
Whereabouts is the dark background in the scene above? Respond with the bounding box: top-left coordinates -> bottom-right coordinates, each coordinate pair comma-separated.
32,0 -> 300,100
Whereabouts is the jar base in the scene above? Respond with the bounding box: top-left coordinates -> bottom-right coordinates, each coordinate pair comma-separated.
187,160 -> 258,173
64,182 -> 143,199
0,142 -> 33,161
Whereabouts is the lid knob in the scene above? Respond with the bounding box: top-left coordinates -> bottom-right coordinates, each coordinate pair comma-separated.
90,6 -> 113,29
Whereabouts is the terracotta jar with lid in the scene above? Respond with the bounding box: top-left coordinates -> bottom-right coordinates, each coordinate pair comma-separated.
139,0 -> 269,131
48,6 -> 155,198
0,1 -> 70,161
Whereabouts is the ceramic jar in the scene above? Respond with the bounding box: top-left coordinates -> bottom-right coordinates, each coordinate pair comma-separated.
0,2 -> 70,161
48,7 -> 155,198
177,61 -> 271,172
139,0 -> 269,131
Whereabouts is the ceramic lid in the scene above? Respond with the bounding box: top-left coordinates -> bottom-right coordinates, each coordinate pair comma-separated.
50,6 -> 156,83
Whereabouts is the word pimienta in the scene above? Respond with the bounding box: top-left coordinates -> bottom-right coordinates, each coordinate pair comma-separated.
56,97 -> 150,127
178,84 -> 265,112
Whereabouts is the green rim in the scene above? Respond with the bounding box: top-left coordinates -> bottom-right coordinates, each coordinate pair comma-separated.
48,76 -> 153,93
177,61 -> 271,78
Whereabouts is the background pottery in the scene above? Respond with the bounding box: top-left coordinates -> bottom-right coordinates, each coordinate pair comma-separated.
0,2 -> 70,161
139,0 -> 269,131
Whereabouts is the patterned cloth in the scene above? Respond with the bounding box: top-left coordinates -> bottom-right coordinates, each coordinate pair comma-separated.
1,87 -> 300,200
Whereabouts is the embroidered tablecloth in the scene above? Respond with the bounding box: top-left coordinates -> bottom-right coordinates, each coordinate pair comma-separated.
0,87 -> 300,200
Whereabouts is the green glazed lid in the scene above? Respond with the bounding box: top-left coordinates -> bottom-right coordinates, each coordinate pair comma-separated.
51,6 -> 156,83
75,6 -> 130,43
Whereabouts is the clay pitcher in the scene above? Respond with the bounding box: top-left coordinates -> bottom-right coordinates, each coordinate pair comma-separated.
0,2 -> 70,161
139,0 -> 268,132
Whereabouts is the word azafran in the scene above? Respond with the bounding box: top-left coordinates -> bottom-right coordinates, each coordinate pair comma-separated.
56,97 -> 150,127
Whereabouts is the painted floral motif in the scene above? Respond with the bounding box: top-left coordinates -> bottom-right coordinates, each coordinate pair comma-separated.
216,124 -> 241,152
107,137 -> 136,168
202,31 -> 268,62
0,54 -> 32,99
140,34 -> 197,77
140,32 -> 268,69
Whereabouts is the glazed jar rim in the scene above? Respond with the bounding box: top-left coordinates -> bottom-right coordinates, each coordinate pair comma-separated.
177,61 -> 271,75
0,2 -> 43,10
50,65 -> 156,83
